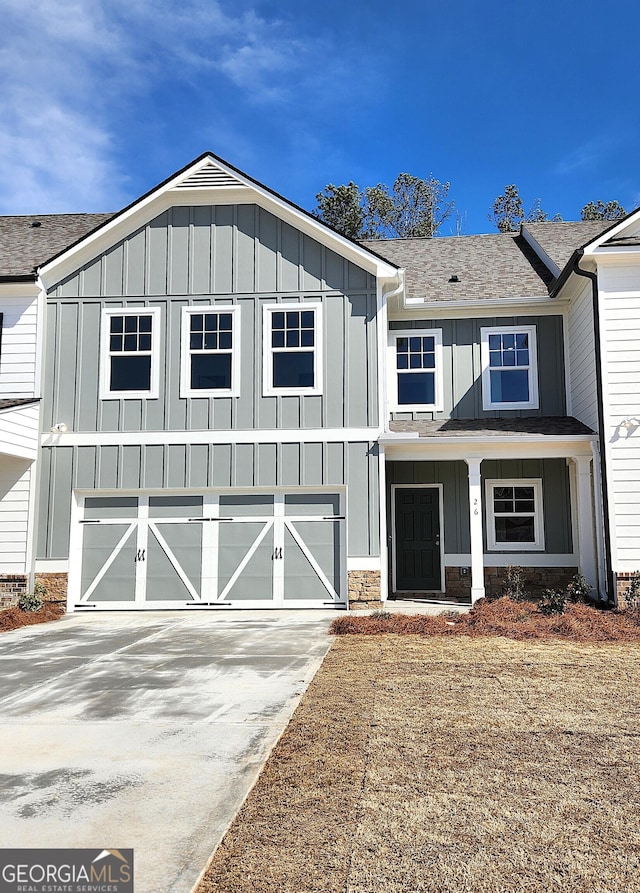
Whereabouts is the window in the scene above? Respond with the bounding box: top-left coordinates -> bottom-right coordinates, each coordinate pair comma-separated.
481,325 -> 538,410
100,308 -> 160,399
389,329 -> 443,410
263,304 -> 322,396
486,478 -> 544,551
180,306 -> 240,397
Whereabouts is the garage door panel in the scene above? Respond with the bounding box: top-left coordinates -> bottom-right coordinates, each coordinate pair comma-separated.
80,524 -> 137,603
283,520 -> 341,602
218,521 -> 274,601
146,523 -> 201,601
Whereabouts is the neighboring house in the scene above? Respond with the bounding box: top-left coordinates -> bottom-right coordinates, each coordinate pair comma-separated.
0,152 -> 636,609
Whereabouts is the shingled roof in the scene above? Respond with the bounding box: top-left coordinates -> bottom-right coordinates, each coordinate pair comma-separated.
388,417 -> 594,437
361,232 -> 554,301
0,213 -> 114,279
522,221 -> 610,274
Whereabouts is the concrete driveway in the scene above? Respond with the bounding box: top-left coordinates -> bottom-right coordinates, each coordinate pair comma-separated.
0,611 -> 335,893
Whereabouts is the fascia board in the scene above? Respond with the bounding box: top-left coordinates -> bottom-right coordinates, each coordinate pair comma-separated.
395,295 -> 564,315
39,154 -> 399,289
581,207 -> 640,253
520,226 -> 561,278
587,248 -> 640,264
380,435 -> 595,461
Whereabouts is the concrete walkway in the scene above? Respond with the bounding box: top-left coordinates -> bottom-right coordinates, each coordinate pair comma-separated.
0,611 -> 335,893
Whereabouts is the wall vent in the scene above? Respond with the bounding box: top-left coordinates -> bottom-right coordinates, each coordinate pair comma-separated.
175,162 -> 244,189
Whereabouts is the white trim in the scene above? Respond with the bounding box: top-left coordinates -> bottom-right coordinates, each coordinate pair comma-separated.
381,438 -> 594,462
481,324 -> 539,411
444,553 -> 577,567
390,483 -> 445,594
35,559 -> 69,573
41,427 -> 380,447
466,458 -> 485,602
100,307 -> 161,400
347,556 -> 381,571
180,305 -> 240,398
398,296 -> 566,314
262,303 -> 323,397
387,328 -> 443,412
485,478 -> 545,551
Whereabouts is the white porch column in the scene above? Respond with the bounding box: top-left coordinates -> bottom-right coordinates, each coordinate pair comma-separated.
465,458 -> 485,603
573,455 -> 597,590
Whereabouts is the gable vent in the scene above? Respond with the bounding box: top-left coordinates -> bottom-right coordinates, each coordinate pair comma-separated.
176,163 -> 243,189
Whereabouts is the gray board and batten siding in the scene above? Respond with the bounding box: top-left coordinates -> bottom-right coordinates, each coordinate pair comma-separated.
386,459 -> 573,555
389,315 -> 566,420
45,204 -> 379,434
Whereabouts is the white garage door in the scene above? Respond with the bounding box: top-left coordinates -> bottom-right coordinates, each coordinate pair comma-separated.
71,491 -> 345,610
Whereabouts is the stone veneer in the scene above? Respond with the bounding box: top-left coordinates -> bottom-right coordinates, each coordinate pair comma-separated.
348,570 -> 382,609
35,572 -> 69,601
0,574 -> 28,608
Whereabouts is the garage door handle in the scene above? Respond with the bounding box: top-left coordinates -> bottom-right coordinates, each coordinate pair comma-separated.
135,549 -> 146,563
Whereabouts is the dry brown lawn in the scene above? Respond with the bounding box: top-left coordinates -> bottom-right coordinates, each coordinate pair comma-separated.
198,634 -> 640,893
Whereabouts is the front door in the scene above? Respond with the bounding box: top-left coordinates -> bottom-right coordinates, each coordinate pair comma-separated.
394,487 -> 442,591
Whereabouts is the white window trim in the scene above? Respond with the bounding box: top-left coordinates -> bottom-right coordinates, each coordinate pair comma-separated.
100,307 -> 161,400
180,305 -> 240,398
480,324 -> 539,411
485,478 -> 545,552
262,303 -> 323,397
388,328 -> 443,411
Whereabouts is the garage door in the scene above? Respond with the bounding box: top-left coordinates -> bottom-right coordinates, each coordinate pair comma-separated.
72,492 -> 345,610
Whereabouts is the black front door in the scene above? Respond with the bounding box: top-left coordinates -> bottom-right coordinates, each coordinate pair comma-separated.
394,487 -> 442,591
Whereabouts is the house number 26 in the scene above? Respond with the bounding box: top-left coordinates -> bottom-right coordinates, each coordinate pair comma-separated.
474,498 -> 479,516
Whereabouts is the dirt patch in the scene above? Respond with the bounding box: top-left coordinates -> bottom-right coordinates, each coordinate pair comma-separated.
331,597 -> 640,643
0,601 -> 65,633
197,635 -> 640,893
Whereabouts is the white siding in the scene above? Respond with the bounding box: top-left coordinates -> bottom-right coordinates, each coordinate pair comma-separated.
0,294 -> 39,397
0,457 -> 32,573
599,262 -> 640,571
566,279 -> 598,430
0,403 -> 39,460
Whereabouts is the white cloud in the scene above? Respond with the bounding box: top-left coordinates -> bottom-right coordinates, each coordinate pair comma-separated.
0,0 -> 339,212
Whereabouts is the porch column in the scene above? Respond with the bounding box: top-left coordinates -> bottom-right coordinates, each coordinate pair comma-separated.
465,458 -> 485,603
573,456 -> 597,590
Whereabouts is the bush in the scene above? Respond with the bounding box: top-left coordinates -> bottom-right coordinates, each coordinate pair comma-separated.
538,588 -> 566,616
502,566 -> 526,601
18,580 -> 47,613
566,573 -> 592,604
370,610 -> 391,620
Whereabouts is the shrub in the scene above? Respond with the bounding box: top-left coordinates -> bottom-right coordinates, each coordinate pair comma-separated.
566,573 -> 592,604
625,573 -> 640,610
18,580 -> 47,613
538,588 -> 566,616
370,610 -> 391,620
502,566 -> 526,601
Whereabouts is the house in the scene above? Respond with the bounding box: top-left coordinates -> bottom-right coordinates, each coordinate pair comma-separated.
0,152 -> 637,609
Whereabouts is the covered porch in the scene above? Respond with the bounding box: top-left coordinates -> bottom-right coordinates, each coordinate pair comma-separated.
379,419 -> 602,605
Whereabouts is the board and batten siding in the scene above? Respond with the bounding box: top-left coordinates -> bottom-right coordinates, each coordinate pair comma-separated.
566,280 -> 598,431
386,458 -> 572,555
37,441 -> 380,561
45,205 -> 378,433
599,262 -> 640,571
388,315 -> 566,420
0,294 -> 39,397
0,457 -> 33,573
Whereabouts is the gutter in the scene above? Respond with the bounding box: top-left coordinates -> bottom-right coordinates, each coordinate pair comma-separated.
571,253 -> 616,605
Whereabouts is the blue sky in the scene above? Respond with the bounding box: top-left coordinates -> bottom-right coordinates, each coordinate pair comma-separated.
1,0 -> 638,234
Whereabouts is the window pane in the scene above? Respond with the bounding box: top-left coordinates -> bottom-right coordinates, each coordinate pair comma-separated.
397,337 -> 408,353
409,353 -> 422,369
516,349 -> 529,366
272,312 -> 285,329
219,314 -> 233,331
516,332 -> 528,349
494,500 -> 514,514
502,348 -> 516,367
286,329 -> 300,348
409,336 -> 421,352
204,333 -> 218,350
110,355 -> 151,392
123,334 -> 137,352
515,499 -> 535,513
490,369 -> 530,403
397,353 -> 409,370
502,333 -> 515,350
191,354 -> 232,390
273,352 -> 314,388
205,314 -> 218,331
301,311 -> 314,328
139,334 -> 152,352
110,334 -> 122,352
286,311 -> 300,328
190,333 -> 203,351
514,487 -> 535,500
300,329 -> 314,347
272,330 -> 285,348
493,487 -> 514,501
495,516 -> 535,543
124,315 -> 137,333
191,314 -> 203,332
397,371 -> 435,405
138,315 -> 152,333
488,334 -> 501,350
219,332 -> 232,350
110,316 -> 124,334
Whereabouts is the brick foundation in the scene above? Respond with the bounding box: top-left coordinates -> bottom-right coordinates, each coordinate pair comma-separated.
348,570 -> 382,609
615,572 -> 640,609
35,573 -> 68,601
483,566 -> 578,600
0,574 -> 29,608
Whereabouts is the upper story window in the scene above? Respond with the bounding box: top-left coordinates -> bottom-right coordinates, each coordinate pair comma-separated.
485,478 -> 544,551
263,304 -> 322,396
180,306 -> 240,397
389,329 -> 443,411
100,308 -> 160,399
480,325 -> 538,410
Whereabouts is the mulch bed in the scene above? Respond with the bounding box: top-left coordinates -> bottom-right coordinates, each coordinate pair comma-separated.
0,600 -> 65,632
331,596 -> 640,642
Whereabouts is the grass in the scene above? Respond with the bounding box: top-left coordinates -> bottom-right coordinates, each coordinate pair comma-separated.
197,631 -> 640,893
